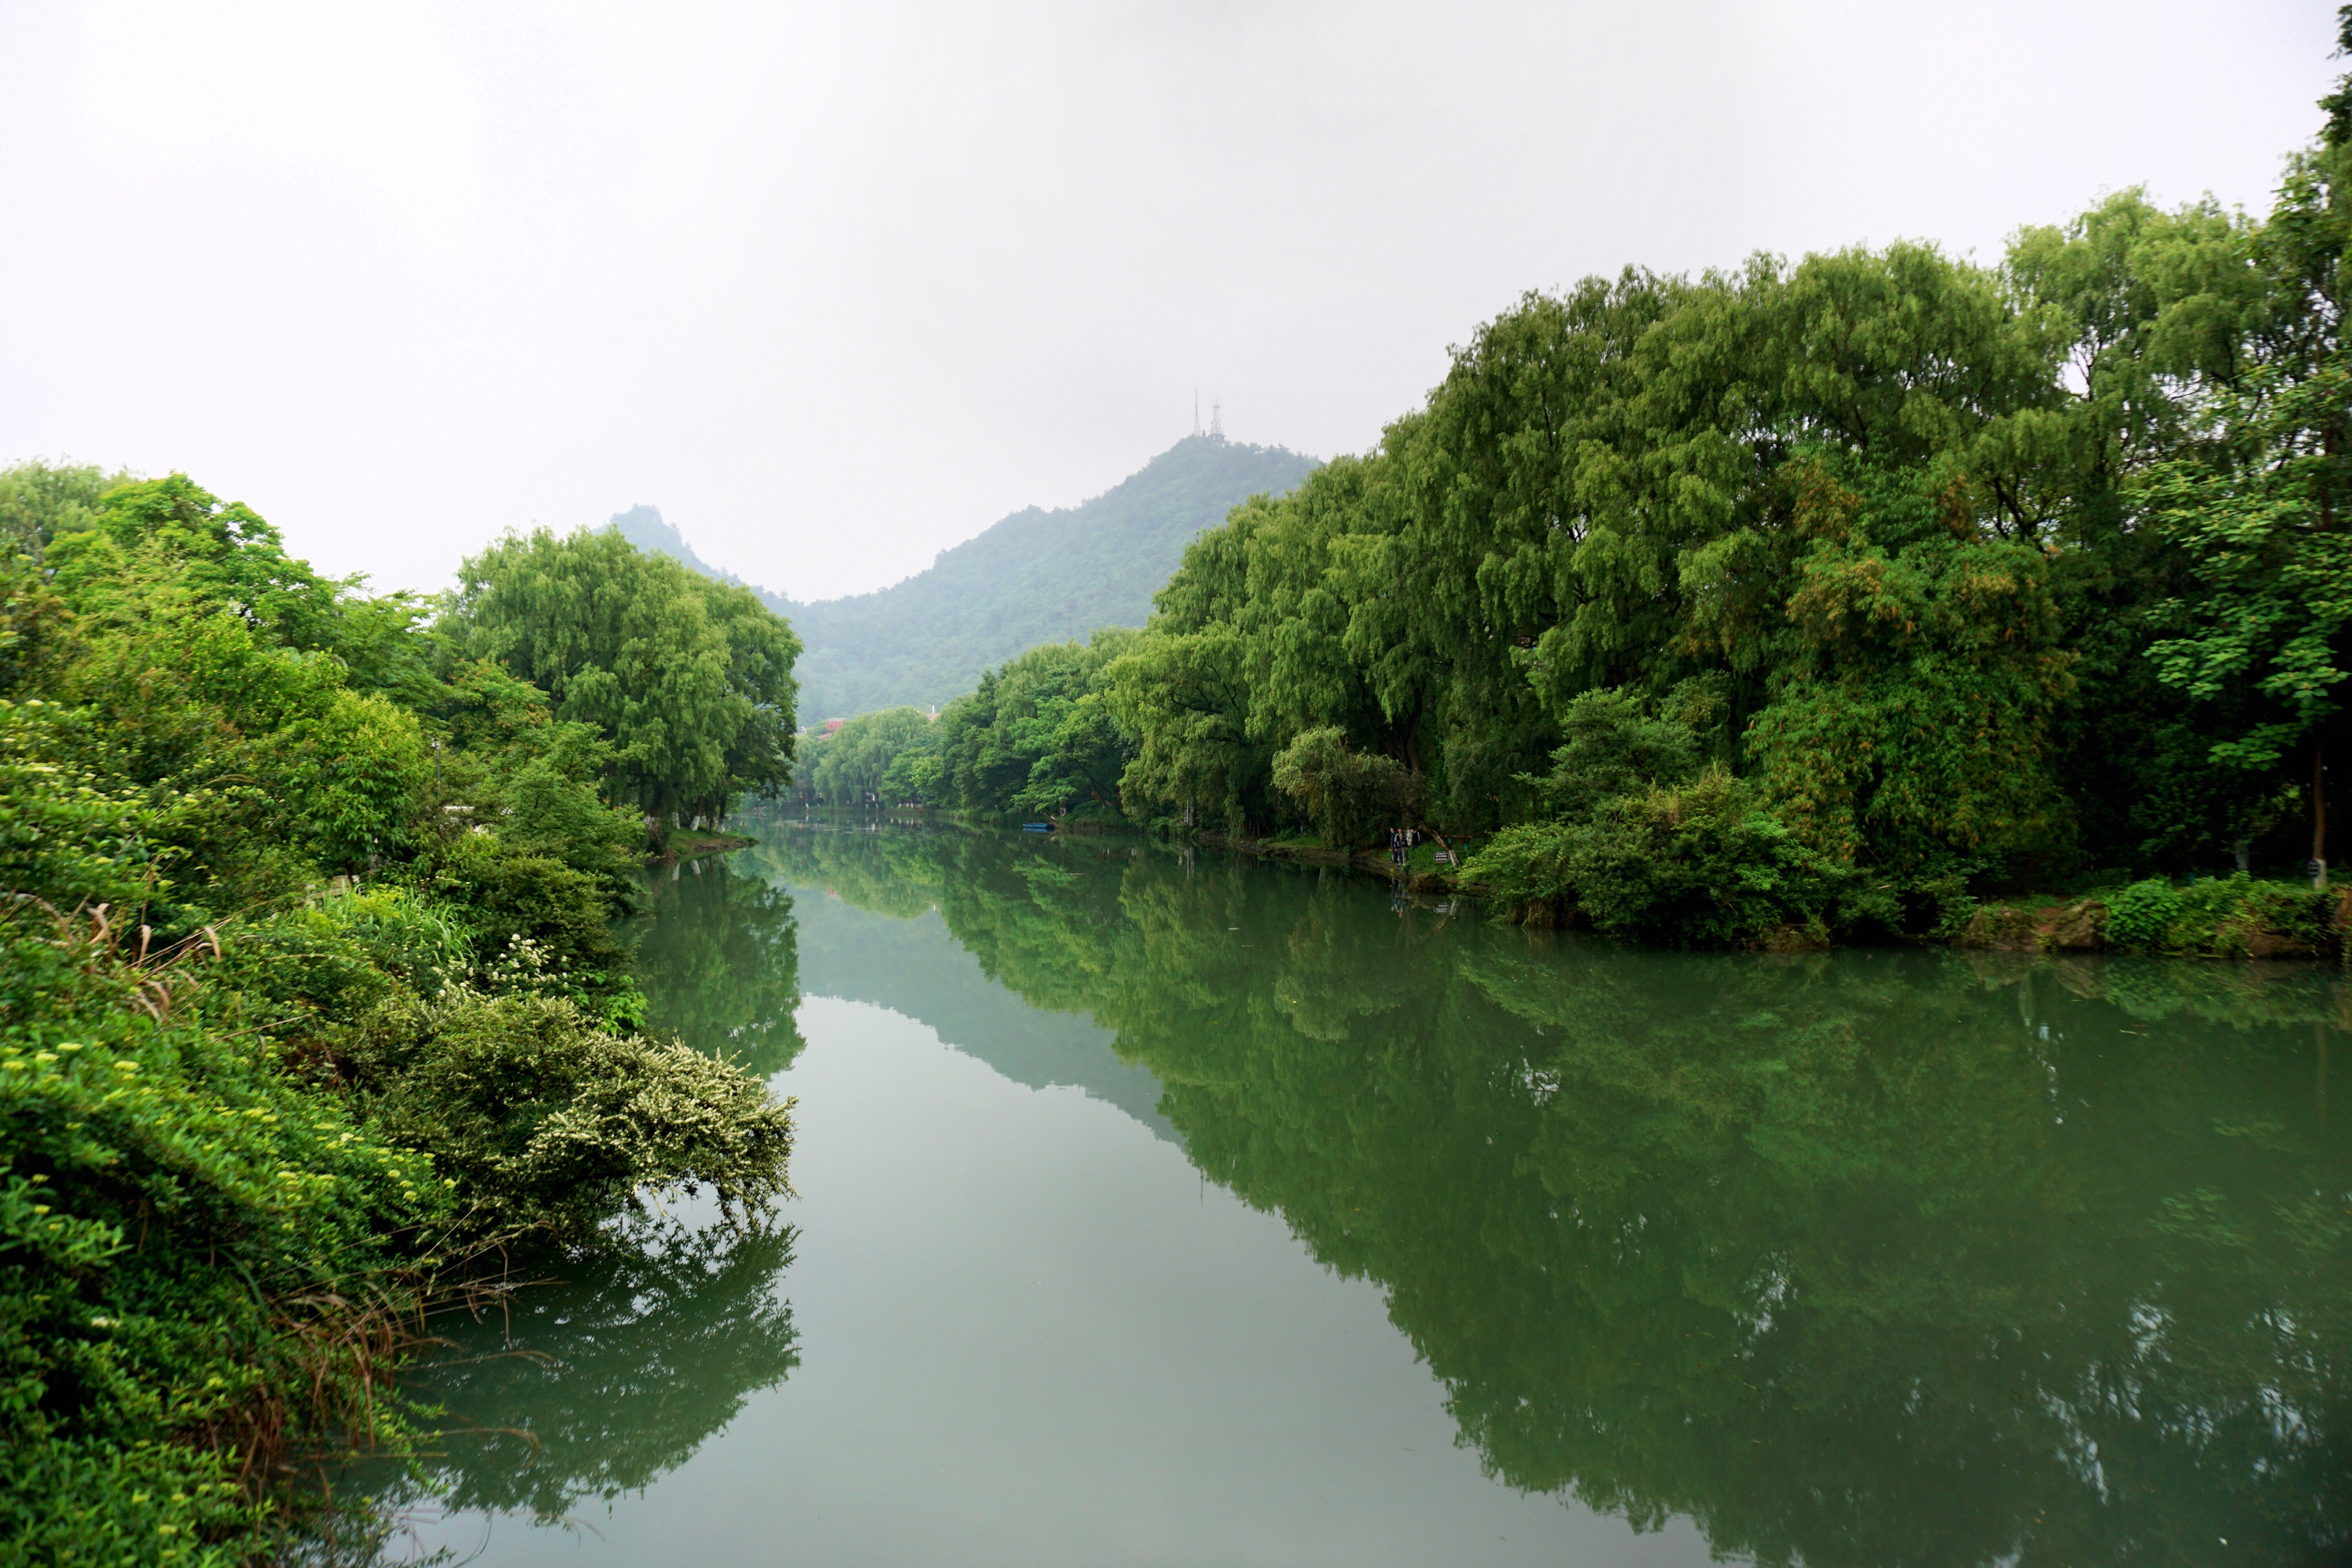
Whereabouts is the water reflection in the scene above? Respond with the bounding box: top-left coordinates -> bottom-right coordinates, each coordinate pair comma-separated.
634,854 -> 806,1075
412,1219 -> 801,1524
739,817 -> 2352,1567
387,850 -> 825,1542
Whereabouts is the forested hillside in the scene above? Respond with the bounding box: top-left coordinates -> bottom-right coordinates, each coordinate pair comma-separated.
807,28 -> 2352,955
619,436 -> 1316,720
782,436 -> 1315,718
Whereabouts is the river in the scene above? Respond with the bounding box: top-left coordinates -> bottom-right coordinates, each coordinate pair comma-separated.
393,814 -> 2352,1567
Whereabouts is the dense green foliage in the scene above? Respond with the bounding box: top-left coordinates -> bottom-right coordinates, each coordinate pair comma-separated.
2096,873 -> 2342,956
791,632 -> 1143,822
754,820 -> 2352,1566
922,632 -> 1140,819
446,525 -> 801,838
1116,144 -> 2348,907
849,52 -> 2352,950
1269,725 -> 1419,849
1468,767 -> 1848,944
799,706 -> 934,805
0,464 -> 795,1562
769,436 -> 1316,720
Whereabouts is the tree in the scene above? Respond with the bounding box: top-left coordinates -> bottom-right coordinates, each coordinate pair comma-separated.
49,474 -> 364,661
1269,726 -> 1418,847
930,631 -> 1139,817
2143,367 -> 2351,879
0,459 -> 131,555
446,526 -> 801,832
1525,686 -> 1704,819
1742,457 -> 2075,870
809,706 -> 934,803
1103,620 -> 1264,830
2136,43 -> 2351,881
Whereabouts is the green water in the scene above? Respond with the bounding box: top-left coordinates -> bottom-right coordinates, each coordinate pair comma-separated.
401,817 -> 2352,1567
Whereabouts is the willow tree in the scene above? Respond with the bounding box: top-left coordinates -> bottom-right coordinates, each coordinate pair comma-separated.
932,629 -> 1138,817
446,526 -> 801,833
808,706 -> 932,802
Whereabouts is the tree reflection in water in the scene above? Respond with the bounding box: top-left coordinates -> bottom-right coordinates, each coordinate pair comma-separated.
748,817 -> 2352,1567
632,854 -> 807,1076
412,1217 -> 800,1524
361,859 -> 807,1546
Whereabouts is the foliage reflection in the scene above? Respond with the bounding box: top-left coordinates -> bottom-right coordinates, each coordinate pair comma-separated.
413,1218 -> 801,1524
748,817 -> 2352,1567
634,854 -> 807,1075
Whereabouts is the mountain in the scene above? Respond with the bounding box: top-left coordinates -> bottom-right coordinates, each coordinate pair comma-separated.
609,434 -> 1319,721
608,504 -> 744,587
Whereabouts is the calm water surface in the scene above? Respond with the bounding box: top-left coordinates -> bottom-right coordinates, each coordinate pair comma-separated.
399,817 -> 2352,1567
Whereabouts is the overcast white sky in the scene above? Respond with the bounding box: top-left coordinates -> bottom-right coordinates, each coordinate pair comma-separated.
0,2 -> 2338,601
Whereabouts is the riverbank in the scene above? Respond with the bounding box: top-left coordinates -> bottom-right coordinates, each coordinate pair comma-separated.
1177,827 -> 2351,962
0,470 -> 802,1563
1179,827 -> 1474,892
665,829 -> 761,860
1955,881 -> 2352,960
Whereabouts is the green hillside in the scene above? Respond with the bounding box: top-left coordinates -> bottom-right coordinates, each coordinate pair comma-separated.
613,435 -> 1318,719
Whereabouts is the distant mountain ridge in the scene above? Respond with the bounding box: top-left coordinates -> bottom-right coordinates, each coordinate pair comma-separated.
608,505 -> 742,586
609,434 -> 1318,720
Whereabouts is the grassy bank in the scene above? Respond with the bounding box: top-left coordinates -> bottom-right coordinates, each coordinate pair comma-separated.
1957,878 -> 2351,960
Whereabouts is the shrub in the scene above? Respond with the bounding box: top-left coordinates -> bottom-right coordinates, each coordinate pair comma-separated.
0,460 -> 800,1561
1458,820 -> 1582,912
0,700 -> 158,912
424,837 -> 642,1024
278,687 -> 431,873
2102,874 -> 2336,956
343,987 -> 795,1238
325,885 -> 475,999
2103,878 -> 2181,950
0,905 -> 440,1564
1464,768 -> 1837,947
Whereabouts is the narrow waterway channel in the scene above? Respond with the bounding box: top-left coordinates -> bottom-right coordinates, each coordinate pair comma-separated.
396,817 -> 2352,1567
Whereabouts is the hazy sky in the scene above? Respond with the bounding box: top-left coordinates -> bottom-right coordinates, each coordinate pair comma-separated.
0,2 -> 2338,601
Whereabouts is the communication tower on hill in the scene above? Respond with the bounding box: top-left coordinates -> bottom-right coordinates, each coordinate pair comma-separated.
1209,399 -> 1225,444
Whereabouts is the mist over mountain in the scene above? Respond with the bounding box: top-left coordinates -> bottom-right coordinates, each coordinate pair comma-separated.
613,434 -> 1318,720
